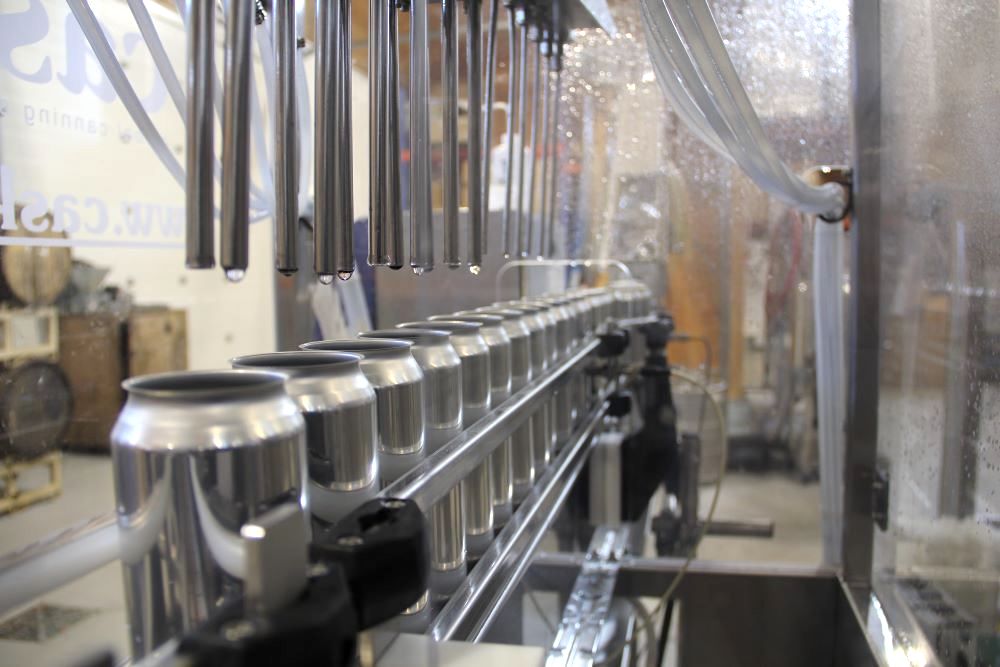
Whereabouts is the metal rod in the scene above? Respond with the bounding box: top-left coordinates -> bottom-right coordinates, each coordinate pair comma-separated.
337,0 -> 356,279
273,0 -> 298,274
537,45 -> 552,259
315,0 -> 353,283
466,0 -> 484,272
185,0 -> 215,269
514,16 -> 529,258
525,37 -> 542,258
385,2 -> 405,269
481,0 -> 500,258
703,519 -> 776,539
428,397 -> 609,641
502,10 -> 518,259
368,0 -> 388,265
379,338 -> 599,510
546,63 -> 561,256
218,0 -> 251,280
409,0 -> 435,273
442,0 -> 461,268
0,514 -> 118,615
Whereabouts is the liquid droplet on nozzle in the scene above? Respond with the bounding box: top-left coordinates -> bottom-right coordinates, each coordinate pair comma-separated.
337,270 -> 354,281
413,266 -> 426,276
225,268 -> 246,283
318,273 -> 335,285
469,264 -> 481,275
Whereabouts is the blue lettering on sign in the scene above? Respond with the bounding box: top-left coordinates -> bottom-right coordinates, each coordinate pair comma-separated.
0,0 -> 167,113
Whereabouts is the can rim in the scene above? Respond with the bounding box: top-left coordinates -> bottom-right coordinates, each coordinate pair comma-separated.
360,328 -> 450,345
469,308 -> 522,321
494,301 -> 548,313
400,320 -> 482,333
122,369 -> 286,400
443,312 -> 503,324
299,338 -> 414,357
231,350 -> 362,376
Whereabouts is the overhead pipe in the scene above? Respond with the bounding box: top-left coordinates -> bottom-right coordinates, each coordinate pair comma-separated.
466,0 -> 485,273
442,0 -> 462,268
410,0 -> 436,274
273,0 -> 298,274
481,0 -> 501,259
220,0 -> 253,281
514,11 -> 530,257
314,0 -> 356,283
537,38 -> 552,258
525,32 -> 542,257
184,0 -> 216,269
545,47 -> 562,257
502,8 -> 520,259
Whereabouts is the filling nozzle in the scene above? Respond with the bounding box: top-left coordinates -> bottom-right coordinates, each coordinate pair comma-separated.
465,0 -> 485,273
315,0 -> 356,283
185,0 -> 216,269
273,0 -> 299,275
369,0 -> 404,269
220,0 -> 253,279
409,0 -> 436,274
442,0 -> 462,269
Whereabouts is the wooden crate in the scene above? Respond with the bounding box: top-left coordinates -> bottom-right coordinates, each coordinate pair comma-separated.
57,309 -> 188,451
0,452 -> 62,515
58,313 -> 124,451
0,307 -> 58,362
127,308 -> 188,377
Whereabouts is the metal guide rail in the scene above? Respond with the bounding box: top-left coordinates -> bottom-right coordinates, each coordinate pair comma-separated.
428,394 -> 612,641
380,336 -> 600,510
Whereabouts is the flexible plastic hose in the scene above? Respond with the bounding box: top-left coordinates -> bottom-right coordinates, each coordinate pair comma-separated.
640,0 -> 846,218
812,221 -> 845,567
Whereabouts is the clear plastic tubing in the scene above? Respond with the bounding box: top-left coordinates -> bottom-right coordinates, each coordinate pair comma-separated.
812,221 -> 845,567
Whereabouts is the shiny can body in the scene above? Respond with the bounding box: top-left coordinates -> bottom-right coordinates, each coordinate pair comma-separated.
497,303 -> 556,472
475,307 -> 539,499
299,339 -> 425,484
111,371 -> 306,658
231,351 -> 378,523
359,329 -> 465,579
451,311 -> 518,521
398,320 -> 494,542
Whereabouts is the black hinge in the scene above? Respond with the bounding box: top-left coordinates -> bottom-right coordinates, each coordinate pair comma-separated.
872,463 -> 890,532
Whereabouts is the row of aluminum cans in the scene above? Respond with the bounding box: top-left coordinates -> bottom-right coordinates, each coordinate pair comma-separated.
111,283 -> 652,657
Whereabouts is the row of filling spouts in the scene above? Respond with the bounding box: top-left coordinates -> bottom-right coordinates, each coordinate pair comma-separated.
184,0 -> 568,282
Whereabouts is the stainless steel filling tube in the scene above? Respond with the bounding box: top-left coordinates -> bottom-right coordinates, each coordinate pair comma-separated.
433,312 -> 514,526
441,0 -> 461,268
299,339 -> 425,484
231,351 -> 378,524
112,370 -> 307,658
273,0 -> 298,274
399,320 -> 493,557
220,0 -> 251,279
409,0 -> 434,273
360,329 -> 465,595
465,0 -> 484,271
185,0 -> 215,269
315,0 -> 355,281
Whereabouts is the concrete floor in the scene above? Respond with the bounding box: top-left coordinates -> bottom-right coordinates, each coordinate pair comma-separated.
0,454 -> 822,666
